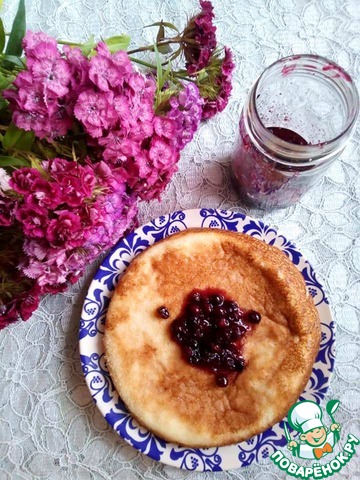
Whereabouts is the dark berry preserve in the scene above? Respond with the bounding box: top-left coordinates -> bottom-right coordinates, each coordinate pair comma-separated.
157,306 -> 170,319
170,288 -> 261,387
267,127 -> 308,146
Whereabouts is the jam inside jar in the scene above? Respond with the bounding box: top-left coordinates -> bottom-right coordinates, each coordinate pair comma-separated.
231,55 -> 359,209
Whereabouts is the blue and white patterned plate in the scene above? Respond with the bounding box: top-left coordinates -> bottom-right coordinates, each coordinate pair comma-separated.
79,208 -> 335,471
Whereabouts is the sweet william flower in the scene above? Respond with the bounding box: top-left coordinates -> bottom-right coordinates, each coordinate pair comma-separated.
128,72 -> 156,100
22,257 -> 68,288
183,0 -> 217,74
138,160 -> 179,201
166,83 -> 203,149
23,238 -> 48,261
0,282 -> 41,325
9,168 -> 42,195
4,31 -> 74,140
112,94 -> 132,122
23,32 -> 70,98
15,204 -> 49,238
89,43 -> 132,91
74,89 -> 117,138
153,116 -> 176,139
136,102 -> 154,123
198,47 -> 235,120
30,56 -> 71,99
46,211 -> 84,248
23,30 -> 57,52
100,132 -> 140,163
48,158 -> 97,206
149,136 -> 175,168
9,157 -> 138,292
0,197 -> 16,226
23,31 -> 58,57
27,178 -> 63,209
63,45 -> 91,95
18,283 -> 42,321
0,168 -> 11,193
129,121 -> 154,142
9,72 -> 47,113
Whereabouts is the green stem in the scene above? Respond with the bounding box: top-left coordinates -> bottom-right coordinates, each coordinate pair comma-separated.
129,56 -> 195,83
129,56 -> 170,68
0,66 -> 16,75
127,38 -> 182,55
128,56 -> 157,69
56,39 -> 84,47
180,37 -> 199,45
173,73 -> 196,82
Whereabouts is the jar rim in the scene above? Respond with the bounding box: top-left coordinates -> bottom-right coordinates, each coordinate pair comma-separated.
249,54 -> 359,164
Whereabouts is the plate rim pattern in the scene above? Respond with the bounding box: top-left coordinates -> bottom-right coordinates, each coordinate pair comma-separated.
79,208 -> 335,471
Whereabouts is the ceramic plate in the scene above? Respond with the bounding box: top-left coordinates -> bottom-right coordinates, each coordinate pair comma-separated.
79,208 -> 335,471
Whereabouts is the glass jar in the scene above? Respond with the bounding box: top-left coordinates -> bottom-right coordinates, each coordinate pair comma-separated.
231,54 -> 359,209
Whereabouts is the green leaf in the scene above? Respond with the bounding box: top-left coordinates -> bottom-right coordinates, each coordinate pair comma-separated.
0,19 -> 5,54
153,43 -> 162,85
157,43 -> 172,55
2,122 -> 22,149
162,59 -> 172,86
80,35 -> 96,56
156,24 -> 165,43
153,43 -> 163,109
144,21 -> 179,33
0,96 -> 7,110
5,0 -> 25,57
16,130 -> 35,151
104,35 -> 131,53
0,155 -> 30,168
0,71 -> 14,90
168,47 -> 182,63
155,22 -> 173,54
2,123 -> 35,151
0,54 -> 24,68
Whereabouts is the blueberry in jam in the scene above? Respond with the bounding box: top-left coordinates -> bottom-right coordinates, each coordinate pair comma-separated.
170,289 -> 261,387
157,306 -> 170,319
248,310 -> 261,324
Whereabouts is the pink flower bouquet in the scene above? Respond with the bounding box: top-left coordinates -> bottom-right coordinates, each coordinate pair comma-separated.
0,0 -> 234,328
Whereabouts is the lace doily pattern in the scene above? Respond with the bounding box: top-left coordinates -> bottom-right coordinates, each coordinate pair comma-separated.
1,0 -> 359,479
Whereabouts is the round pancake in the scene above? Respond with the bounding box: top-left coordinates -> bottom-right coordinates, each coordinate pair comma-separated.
104,228 -> 321,447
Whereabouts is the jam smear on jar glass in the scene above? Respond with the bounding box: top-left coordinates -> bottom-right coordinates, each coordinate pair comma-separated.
169,288 -> 261,387
267,127 -> 308,146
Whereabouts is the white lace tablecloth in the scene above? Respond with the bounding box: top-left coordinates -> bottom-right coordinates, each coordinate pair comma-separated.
1,0 -> 359,479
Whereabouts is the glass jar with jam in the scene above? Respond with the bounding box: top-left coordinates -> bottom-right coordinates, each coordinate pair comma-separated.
231,54 -> 359,209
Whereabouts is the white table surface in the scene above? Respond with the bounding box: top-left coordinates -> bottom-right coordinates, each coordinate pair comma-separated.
1,0 -> 359,479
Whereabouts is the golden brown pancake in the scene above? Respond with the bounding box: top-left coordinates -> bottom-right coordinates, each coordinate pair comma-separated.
104,228 -> 321,447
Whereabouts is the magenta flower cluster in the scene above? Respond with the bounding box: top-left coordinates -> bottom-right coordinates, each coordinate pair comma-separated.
185,0 -> 217,74
4,33 -> 204,201
4,32 -> 73,139
183,0 -> 235,120
202,48 -> 235,120
8,159 -> 137,291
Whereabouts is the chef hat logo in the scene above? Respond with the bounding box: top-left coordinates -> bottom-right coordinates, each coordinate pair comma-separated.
288,401 -> 324,434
